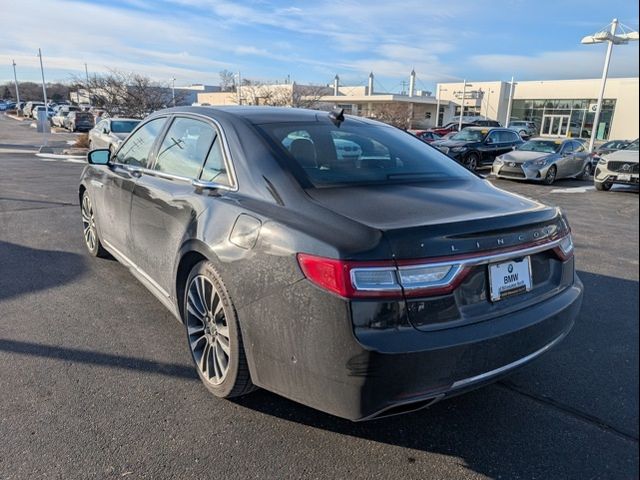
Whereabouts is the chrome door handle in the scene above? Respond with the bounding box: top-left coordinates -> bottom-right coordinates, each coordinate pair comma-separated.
125,165 -> 143,178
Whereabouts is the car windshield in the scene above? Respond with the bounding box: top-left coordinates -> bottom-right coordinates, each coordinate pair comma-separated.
257,120 -> 474,187
450,129 -> 486,142
517,140 -> 561,153
624,140 -> 639,151
111,120 -> 140,133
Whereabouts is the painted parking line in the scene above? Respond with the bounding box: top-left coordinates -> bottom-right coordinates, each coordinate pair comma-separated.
550,186 -> 596,194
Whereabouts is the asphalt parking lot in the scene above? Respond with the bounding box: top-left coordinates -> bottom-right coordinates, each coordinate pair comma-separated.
0,113 -> 638,479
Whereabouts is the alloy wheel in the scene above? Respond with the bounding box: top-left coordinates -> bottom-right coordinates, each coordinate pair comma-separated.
186,275 -> 231,385
81,194 -> 97,252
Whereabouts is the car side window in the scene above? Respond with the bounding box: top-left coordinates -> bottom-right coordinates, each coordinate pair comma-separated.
154,117 -> 215,178
113,117 -> 165,167
573,141 -> 585,153
562,142 -> 575,154
200,136 -> 231,185
486,131 -> 500,144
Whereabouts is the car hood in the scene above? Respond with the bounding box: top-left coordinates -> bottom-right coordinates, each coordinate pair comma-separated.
306,179 -> 563,259
437,140 -> 475,148
603,149 -> 639,163
499,151 -> 554,163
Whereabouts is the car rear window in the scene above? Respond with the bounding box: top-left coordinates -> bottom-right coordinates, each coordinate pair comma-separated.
257,120 -> 474,187
76,112 -> 94,120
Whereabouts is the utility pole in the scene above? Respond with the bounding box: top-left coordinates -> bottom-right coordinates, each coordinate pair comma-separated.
171,77 -> 176,107
37,48 -> 48,106
11,60 -> 20,106
458,79 -> 467,131
505,76 -> 515,128
84,63 -> 91,106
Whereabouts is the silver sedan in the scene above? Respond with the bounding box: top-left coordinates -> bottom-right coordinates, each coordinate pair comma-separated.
88,118 -> 141,153
492,138 -> 592,185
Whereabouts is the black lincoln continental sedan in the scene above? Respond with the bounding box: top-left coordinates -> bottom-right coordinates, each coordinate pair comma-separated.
79,106 -> 583,421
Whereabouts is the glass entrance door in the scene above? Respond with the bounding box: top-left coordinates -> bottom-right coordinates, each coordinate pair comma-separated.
541,114 -> 571,137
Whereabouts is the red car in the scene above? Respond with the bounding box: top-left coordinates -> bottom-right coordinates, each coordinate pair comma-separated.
412,130 -> 442,143
430,122 -> 475,136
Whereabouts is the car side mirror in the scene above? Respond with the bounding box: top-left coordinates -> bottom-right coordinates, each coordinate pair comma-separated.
87,149 -> 110,165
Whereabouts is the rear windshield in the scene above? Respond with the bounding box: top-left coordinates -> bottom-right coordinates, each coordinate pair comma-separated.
111,120 -> 140,133
257,120 -> 474,187
76,113 -> 94,120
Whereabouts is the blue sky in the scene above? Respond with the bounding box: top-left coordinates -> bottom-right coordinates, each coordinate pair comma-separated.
1,0 -> 638,93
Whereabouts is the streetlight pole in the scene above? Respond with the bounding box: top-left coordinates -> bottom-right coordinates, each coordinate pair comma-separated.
589,19 -> 616,152
11,60 -> 20,106
581,18 -> 638,152
458,79 -> 467,131
171,78 -> 176,107
37,48 -> 48,106
505,76 -> 515,128
84,63 -> 91,106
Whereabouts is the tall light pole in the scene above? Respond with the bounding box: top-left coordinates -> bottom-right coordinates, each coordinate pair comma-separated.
171,77 -> 176,107
37,48 -> 48,106
84,63 -> 91,106
505,76 -> 516,128
457,80 -> 472,131
581,18 -> 638,152
11,60 -> 20,106
435,85 -> 448,127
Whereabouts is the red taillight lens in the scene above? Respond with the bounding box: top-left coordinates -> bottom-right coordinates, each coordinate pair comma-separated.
296,254 -> 401,298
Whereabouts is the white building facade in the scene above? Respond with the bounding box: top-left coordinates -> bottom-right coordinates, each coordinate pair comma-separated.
436,77 -> 639,140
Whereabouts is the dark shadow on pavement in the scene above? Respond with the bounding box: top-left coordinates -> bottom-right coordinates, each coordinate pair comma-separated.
0,240 -> 87,301
0,338 -> 197,381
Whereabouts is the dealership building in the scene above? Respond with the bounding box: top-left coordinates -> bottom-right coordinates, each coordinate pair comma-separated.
435,77 -> 639,141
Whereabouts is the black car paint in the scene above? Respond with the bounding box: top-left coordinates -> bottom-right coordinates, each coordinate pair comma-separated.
437,127 -> 524,166
80,107 -> 582,420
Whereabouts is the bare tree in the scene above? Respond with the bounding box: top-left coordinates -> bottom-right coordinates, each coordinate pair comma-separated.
237,80 -> 330,109
71,70 -> 186,118
219,70 -> 236,92
368,103 -> 412,129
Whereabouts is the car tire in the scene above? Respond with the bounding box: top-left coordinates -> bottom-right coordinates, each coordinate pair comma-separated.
80,191 -> 109,258
580,163 -> 592,180
464,152 -> 480,171
595,180 -> 612,191
184,261 -> 255,399
543,165 -> 557,185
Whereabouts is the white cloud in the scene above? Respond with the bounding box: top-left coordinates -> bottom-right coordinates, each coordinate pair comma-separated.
470,46 -> 640,80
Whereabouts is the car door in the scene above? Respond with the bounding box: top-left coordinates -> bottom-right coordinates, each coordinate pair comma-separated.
479,130 -> 500,163
571,141 -> 589,176
503,130 -> 522,155
556,141 -> 575,178
97,117 -> 167,258
129,115 -> 227,293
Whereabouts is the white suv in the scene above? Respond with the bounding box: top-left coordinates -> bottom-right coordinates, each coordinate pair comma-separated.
594,139 -> 639,191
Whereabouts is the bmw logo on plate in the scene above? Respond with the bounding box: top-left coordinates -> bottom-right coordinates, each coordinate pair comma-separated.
508,264 -> 514,273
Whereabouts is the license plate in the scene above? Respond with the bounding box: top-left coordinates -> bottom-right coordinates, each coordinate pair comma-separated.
488,257 -> 532,302
618,174 -> 631,181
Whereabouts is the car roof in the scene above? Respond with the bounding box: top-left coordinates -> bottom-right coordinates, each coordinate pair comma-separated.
528,137 -> 572,143
464,126 -> 508,132
152,106 -> 378,126
108,117 -> 141,122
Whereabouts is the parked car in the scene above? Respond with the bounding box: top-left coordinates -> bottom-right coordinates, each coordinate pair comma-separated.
23,101 -> 45,118
14,101 -> 26,115
0,101 -> 8,111
429,122 -> 476,136
508,121 -> 537,138
89,118 -> 141,152
33,105 -> 55,120
50,110 -> 70,128
594,138 -> 639,191
79,106 -> 582,421
64,111 -> 95,132
434,127 -> 524,170
472,119 -> 501,127
493,138 -> 591,185
413,130 -> 442,143
594,139 -> 631,156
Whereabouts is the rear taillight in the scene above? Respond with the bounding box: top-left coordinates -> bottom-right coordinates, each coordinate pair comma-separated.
296,254 -> 468,299
554,233 -> 574,261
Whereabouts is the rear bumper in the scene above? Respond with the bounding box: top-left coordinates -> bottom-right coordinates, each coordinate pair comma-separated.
241,274 -> 583,421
